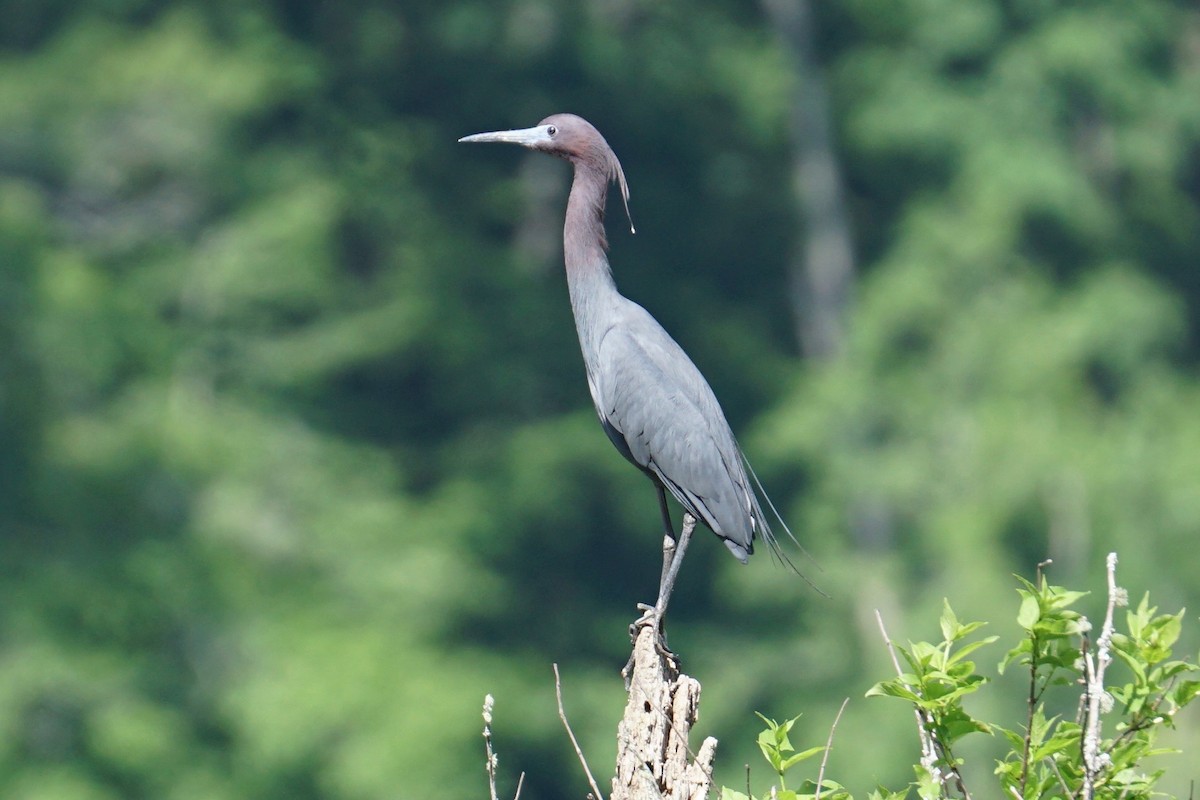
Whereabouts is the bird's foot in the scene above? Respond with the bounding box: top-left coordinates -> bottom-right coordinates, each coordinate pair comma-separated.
622,603 -> 677,688
631,602 -> 657,631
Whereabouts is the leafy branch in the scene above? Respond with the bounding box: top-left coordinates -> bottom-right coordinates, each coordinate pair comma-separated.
721,553 -> 1199,800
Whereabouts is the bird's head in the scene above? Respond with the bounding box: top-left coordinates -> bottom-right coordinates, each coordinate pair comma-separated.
459,113 -> 634,233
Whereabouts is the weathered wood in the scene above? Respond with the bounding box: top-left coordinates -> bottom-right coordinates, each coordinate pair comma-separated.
612,625 -> 717,800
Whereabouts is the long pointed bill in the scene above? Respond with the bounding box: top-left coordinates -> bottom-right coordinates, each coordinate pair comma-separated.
458,125 -> 553,148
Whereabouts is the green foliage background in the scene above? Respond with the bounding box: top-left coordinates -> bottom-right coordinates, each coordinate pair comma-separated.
1,0 -> 1199,797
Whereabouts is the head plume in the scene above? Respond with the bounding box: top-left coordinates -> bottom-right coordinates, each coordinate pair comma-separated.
537,114 -> 635,235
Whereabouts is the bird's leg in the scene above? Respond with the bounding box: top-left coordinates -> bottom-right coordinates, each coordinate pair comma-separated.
628,486 -> 688,669
626,496 -> 694,686
632,487 -> 694,651
654,512 -> 694,622
655,484 -> 677,598
636,485 -> 677,626
626,517 -> 694,682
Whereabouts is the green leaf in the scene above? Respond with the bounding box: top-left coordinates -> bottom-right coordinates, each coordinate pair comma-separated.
907,642 -> 939,670
780,746 -> 826,771
1031,726 -> 1078,761
795,779 -> 850,800
1034,614 -> 1089,638
866,680 -> 923,703
914,765 -> 941,800
999,639 -> 1032,673
1043,588 -> 1089,610
992,724 -> 1024,749
936,704 -> 992,744
1111,641 -> 1148,684
1013,576 -> 1038,594
1173,679 -> 1200,707
1146,609 -> 1184,651
1157,660 -> 1199,681
939,599 -> 959,642
946,635 -> 998,667
1017,593 -> 1041,630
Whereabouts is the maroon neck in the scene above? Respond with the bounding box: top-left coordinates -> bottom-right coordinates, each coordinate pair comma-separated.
562,159 -> 619,369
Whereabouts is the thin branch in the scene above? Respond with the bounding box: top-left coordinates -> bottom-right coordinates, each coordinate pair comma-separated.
1044,755 -> 1073,799
815,698 -> 849,800
1109,681 -> 1172,751
482,694 -> 526,800
947,747 -> 974,800
875,610 -> 938,778
875,609 -> 978,800
1081,553 -> 1121,800
1020,626 -> 1040,796
1019,559 -> 1054,796
480,695 -> 528,800
483,694 -> 500,800
554,663 -> 606,800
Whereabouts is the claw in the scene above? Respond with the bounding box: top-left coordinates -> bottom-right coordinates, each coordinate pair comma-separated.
622,605 -> 678,688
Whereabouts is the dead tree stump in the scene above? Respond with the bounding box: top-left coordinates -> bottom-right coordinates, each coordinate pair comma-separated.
612,625 -> 717,800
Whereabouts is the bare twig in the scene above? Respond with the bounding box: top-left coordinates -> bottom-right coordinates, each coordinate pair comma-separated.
948,753 -> 973,800
483,694 -> 500,800
482,695 -> 526,800
815,698 -> 849,800
554,663 -> 606,800
1081,552 -> 1123,800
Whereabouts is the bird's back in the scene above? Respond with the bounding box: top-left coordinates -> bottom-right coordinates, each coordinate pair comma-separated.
584,297 -> 769,561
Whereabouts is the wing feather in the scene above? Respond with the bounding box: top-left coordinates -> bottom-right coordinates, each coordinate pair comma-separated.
587,303 -> 765,559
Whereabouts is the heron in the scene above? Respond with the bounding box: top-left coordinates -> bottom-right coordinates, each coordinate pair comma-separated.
460,114 -> 798,637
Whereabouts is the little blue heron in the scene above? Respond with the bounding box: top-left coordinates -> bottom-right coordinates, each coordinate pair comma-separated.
460,114 -> 798,632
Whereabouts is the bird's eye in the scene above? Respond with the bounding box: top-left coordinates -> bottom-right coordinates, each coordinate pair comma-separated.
547,125 -> 557,136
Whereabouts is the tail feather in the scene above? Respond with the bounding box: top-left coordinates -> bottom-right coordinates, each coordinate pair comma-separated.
743,453 -> 828,598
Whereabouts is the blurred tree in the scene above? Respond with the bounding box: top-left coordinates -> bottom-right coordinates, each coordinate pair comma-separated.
0,0 -> 1197,799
